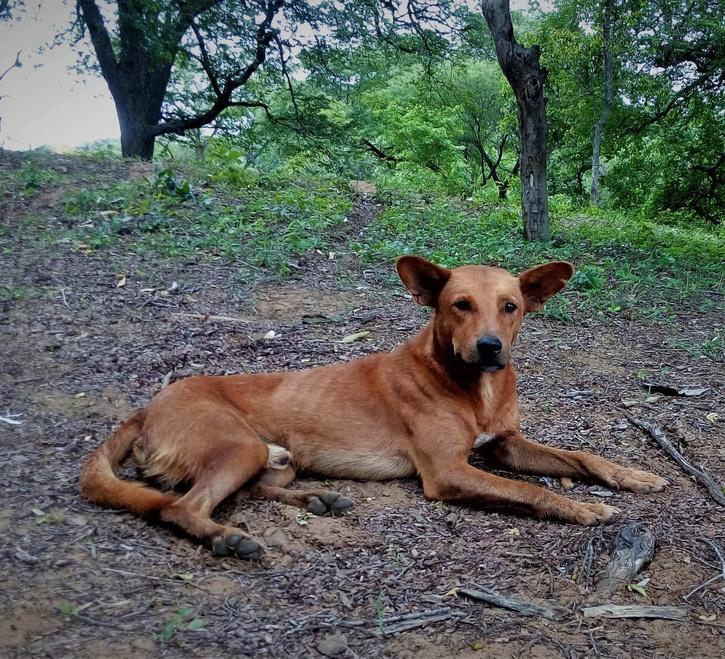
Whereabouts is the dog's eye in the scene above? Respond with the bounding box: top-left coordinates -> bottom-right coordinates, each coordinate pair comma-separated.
454,299 -> 471,311
504,302 -> 518,313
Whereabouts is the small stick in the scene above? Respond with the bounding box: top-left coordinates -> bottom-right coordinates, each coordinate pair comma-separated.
373,611 -> 458,636
172,312 -> 254,324
451,586 -> 568,621
582,604 -> 689,621
625,413 -> 725,506
379,607 -> 451,624
685,539 -> 725,600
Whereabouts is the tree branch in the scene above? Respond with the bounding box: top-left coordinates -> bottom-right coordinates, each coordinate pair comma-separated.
627,70 -> 718,134
153,0 -> 283,136
76,0 -> 119,84
0,50 -> 21,84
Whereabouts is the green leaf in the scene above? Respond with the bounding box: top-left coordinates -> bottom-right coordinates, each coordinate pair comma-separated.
187,618 -> 206,631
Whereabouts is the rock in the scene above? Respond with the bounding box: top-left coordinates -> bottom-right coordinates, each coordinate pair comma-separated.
317,633 -> 348,657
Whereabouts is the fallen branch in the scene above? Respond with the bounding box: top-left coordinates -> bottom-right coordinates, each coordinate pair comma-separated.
625,413 -> 725,506
582,604 -> 689,621
450,587 -> 568,621
596,523 -> 656,596
372,607 -> 459,636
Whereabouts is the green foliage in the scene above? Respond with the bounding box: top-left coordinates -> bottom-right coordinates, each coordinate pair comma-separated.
158,606 -> 205,642
60,155 -> 352,272
352,177 -> 724,319
12,159 -> 62,192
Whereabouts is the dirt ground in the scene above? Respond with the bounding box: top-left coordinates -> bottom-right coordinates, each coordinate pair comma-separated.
1,152 -> 723,658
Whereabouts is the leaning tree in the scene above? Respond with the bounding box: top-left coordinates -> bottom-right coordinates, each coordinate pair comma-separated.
75,0 -> 302,159
482,0 -> 549,241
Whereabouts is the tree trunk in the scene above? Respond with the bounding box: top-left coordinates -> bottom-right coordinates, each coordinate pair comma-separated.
117,104 -> 156,159
591,0 -> 613,205
483,0 -> 549,241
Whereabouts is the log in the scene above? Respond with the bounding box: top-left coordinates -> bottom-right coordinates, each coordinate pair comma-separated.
597,523 -> 656,596
453,587 -> 568,621
582,604 -> 689,621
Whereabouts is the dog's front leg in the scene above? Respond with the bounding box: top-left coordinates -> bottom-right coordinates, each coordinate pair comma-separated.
418,459 -> 619,526
476,431 -> 668,493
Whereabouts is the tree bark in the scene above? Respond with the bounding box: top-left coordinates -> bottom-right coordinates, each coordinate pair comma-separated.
77,0 -> 280,160
482,0 -> 549,241
591,0 -> 613,205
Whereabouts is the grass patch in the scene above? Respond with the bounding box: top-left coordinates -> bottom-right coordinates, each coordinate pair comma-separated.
60,160 -> 352,272
352,179 -> 724,320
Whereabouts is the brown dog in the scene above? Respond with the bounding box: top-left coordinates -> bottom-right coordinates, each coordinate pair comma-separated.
81,257 -> 667,559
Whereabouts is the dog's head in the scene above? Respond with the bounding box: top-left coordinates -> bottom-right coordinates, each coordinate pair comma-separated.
396,256 -> 574,371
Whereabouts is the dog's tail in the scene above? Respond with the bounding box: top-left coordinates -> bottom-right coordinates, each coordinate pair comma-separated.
80,411 -> 175,516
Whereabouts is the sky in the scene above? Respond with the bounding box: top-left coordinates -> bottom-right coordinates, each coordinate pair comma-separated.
0,0 -> 537,151
0,0 -> 118,150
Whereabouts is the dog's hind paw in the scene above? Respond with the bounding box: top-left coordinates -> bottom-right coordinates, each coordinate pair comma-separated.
212,530 -> 263,560
306,491 -> 354,516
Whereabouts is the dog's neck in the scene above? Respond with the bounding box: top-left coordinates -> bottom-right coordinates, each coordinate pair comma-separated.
409,322 -> 512,395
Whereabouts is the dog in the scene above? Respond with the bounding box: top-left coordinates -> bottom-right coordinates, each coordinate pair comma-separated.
81,256 -> 667,559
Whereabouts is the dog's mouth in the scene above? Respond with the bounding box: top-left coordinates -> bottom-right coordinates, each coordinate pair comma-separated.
455,353 -> 506,372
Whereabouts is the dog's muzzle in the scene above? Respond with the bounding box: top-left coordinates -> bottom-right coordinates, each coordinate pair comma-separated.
476,335 -> 506,371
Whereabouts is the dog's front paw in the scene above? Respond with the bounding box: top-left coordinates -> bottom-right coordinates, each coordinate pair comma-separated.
571,502 -> 621,526
613,468 -> 669,493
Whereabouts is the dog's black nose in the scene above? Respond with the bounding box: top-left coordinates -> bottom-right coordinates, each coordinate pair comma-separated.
477,335 -> 502,358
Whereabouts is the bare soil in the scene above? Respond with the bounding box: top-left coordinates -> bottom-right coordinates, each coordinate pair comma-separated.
1,152 -> 723,658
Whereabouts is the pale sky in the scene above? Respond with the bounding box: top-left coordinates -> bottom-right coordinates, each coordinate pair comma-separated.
0,0 -> 118,150
0,0 -> 536,151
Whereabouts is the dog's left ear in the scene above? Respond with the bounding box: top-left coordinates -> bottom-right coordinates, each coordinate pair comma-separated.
396,255 -> 451,308
518,261 -> 575,313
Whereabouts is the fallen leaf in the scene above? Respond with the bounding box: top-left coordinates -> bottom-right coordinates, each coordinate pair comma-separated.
264,330 -> 276,340
171,572 -> 194,581
341,331 -> 370,343
116,275 -> 126,288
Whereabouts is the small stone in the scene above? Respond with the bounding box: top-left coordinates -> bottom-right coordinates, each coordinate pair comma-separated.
67,514 -> 88,527
317,633 -> 348,657
11,455 -> 29,465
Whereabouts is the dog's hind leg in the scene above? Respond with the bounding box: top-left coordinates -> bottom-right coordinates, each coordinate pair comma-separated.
158,433 -> 273,560
250,462 -> 354,516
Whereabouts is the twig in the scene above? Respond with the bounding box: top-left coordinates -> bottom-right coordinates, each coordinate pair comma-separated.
373,610 -> 459,636
0,413 -> 23,426
581,604 -> 689,621
172,312 -> 254,324
625,413 -> 725,506
684,539 -> 725,600
450,586 -> 568,621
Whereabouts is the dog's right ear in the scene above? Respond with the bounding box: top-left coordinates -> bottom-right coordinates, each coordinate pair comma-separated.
396,256 -> 451,308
